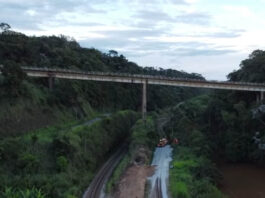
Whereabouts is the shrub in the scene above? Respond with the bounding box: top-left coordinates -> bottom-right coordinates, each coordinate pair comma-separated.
56,156 -> 68,172
18,153 -> 40,172
1,187 -> 46,198
191,179 -> 225,198
169,147 -> 225,198
172,182 -> 189,198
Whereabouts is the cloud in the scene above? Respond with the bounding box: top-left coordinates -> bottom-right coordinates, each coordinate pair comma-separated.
0,0 -> 102,30
132,9 -> 211,29
1,0 -> 263,80
101,28 -> 167,38
181,29 -> 245,38
175,12 -> 211,25
80,29 -> 236,59
127,0 -> 187,6
206,31 -> 242,38
173,48 -> 235,56
133,10 -> 175,23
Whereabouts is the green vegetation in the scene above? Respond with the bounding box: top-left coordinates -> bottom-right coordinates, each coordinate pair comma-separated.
130,116 -> 159,151
106,116 -> 159,194
1,24 -> 265,198
1,187 -> 46,198
0,27 -> 203,137
167,96 -> 226,197
0,110 -> 138,198
167,50 -> 265,196
106,154 -> 130,193
169,147 -> 225,198
0,27 -> 203,197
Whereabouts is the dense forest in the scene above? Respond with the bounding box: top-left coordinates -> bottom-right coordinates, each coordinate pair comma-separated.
0,26 -> 204,197
165,50 -> 265,197
0,24 -> 265,198
0,26 -> 203,137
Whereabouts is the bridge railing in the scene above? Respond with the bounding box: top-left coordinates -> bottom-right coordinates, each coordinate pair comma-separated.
1,65 -> 265,87
20,66 -> 265,87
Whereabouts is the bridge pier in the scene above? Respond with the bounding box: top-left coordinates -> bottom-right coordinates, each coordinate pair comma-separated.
48,76 -> 54,91
257,92 -> 260,103
257,91 -> 264,103
142,80 -> 147,121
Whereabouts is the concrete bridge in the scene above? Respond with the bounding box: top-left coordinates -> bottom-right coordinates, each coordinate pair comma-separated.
1,66 -> 265,119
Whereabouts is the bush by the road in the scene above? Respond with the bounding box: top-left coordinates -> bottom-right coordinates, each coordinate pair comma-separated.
0,110 -> 139,198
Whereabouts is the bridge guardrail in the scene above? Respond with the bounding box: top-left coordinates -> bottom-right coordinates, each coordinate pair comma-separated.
21,66 -> 265,86
1,65 -> 265,88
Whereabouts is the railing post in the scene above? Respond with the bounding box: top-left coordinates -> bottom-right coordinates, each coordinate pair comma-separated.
142,79 -> 147,121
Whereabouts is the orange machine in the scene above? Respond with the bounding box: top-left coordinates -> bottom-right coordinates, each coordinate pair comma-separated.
157,138 -> 168,147
172,138 -> 179,145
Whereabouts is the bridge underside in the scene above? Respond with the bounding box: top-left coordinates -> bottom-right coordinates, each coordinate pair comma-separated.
1,66 -> 265,119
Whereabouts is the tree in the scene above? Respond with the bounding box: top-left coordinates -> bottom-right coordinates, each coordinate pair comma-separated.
227,50 -> 265,83
1,60 -> 27,96
108,50 -> 118,57
0,23 -> 11,32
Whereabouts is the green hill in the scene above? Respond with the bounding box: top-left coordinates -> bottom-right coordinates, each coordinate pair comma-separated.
0,29 -> 203,137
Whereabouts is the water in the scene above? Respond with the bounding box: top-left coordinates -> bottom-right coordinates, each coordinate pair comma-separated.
219,163 -> 265,198
149,145 -> 173,198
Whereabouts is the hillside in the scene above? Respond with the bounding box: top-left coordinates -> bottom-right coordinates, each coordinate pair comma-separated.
1,27 -> 265,198
0,30 -> 204,137
0,29 -> 204,197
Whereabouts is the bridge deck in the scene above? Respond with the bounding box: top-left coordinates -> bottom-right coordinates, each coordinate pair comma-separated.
1,66 -> 265,92
23,67 -> 265,92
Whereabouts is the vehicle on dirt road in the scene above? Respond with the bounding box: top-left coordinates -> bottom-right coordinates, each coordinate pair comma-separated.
157,138 -> 168,147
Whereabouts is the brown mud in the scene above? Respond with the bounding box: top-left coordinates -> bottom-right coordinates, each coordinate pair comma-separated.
219,163 -> 265,198
113,165 -> 155,198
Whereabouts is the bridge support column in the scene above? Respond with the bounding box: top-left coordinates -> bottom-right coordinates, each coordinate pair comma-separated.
257,92 -> 264,104
257,92 -> 260,103
48,76 -> 54,91
260,91 -> 264,102
142,80 -> 147,121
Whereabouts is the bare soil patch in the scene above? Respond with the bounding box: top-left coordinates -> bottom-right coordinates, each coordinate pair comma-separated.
114,165 -> 155,198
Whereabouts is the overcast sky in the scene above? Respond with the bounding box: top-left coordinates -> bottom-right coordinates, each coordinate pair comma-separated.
1,0 -> 265,80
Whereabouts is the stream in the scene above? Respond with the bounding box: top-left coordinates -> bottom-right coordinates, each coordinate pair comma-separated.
219,163 -> 265,198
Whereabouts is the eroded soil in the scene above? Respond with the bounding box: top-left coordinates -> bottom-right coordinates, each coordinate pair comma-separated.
113,165 -> 155,198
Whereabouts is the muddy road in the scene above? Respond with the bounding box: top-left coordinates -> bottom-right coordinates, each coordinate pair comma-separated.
149,145 -> 173,198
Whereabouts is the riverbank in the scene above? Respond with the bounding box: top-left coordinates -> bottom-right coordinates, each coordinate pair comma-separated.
219,163 -> 265,198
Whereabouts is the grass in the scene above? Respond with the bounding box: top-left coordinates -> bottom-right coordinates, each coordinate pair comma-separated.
23,111 -> 102,143
105,115 -> 159,194
173,182 -> 189,198
169,146 -> 226,198
1,187 -> 46,198
0,110 -> 139,198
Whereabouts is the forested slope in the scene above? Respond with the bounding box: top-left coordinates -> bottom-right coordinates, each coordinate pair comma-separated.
166,50 -> 265,197
0,29 -> 204,137
0,27 -> 204,197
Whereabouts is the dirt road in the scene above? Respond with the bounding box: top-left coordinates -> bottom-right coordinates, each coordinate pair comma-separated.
114,165 -> 155,198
